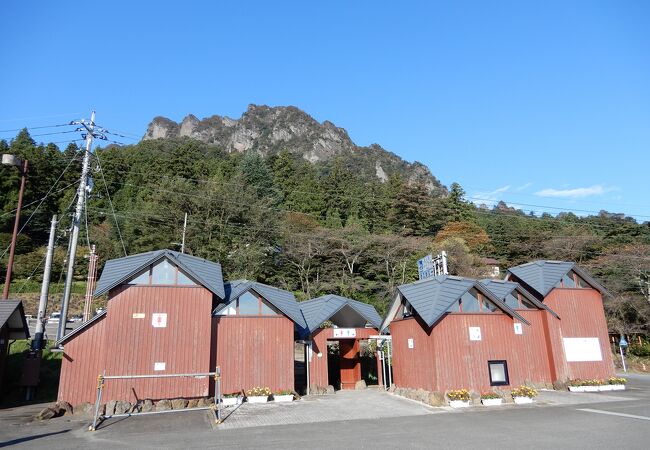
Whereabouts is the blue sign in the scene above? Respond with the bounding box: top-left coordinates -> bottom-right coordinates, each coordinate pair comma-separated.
619,338 -> 628,348
418,254 -> 434,280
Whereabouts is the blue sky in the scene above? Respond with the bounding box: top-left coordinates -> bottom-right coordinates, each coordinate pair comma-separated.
1,1 -> 648,220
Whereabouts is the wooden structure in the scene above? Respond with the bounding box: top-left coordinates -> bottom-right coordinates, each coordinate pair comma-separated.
383,261 -> 615,393
0,300 -> 30,394
58,250 -> 225,405
299,295 -> 382,390
212,280 -> 306,394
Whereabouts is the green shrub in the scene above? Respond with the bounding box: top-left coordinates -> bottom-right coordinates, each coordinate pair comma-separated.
628,341 -> 650,357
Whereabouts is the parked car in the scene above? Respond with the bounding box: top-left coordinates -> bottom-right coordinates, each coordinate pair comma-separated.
70,315 -> 83,322
49,312 -> 61,322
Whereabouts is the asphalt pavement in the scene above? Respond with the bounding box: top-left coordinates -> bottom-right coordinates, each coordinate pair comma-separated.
1,373 -> 649,449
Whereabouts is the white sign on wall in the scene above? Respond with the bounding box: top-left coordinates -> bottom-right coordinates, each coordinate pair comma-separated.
152,313 -> 167,328
154,362 -> 166,371
132,312 -> 145,319
563,337 -> 602,362
469,327 -> 482,341
514,323 -> 523,335
408,338 -> 414,349
333,328 -> 357,338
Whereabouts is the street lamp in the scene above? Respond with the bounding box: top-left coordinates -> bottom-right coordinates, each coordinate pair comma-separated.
2,154 -> 29,300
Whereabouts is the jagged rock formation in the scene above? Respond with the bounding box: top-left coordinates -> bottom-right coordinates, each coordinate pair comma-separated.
144,104 -> 445,193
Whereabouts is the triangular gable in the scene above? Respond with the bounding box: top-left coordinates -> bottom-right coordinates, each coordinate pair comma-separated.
480,279 -> 560,319
0,300 -> 30,339
506,260 -> 609,298
95,250 -> 225,299
386,276 -> 529,330
214,280 -> 306,329
299,294 -> 382,333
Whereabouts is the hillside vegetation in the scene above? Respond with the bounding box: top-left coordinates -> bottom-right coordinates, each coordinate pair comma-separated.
1,114 -> 649,335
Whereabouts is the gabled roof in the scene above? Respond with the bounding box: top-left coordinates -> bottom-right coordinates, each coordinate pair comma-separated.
56,310 -> 106,346
480,279 -> 560,319
299,294 -> 382,333
214,280 -> 306,329
0,300 -> 30,339
94,250 -> 225,299
506,260 -> 608,298
391,275 -> 529,329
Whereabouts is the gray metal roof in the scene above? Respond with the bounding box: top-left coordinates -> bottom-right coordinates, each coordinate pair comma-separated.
57,310 -> 107,345
506,260 -> 608,298
480,279 -> 560,319
215,280 -> 307,329
94,249 -> 225,299
0,300 -> 29,339
299,294 -> 383,333
396,275 -> 529,328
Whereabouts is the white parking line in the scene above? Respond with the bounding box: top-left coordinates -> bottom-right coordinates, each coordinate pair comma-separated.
577,408 -> 650,421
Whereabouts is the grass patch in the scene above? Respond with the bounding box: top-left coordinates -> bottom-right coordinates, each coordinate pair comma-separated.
8,280 -> 86,295
1,340 -> 62,407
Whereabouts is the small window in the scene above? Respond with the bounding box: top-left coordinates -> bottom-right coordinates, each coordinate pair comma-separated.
561,272 -> 576,288
504,293 -> 519,310
447,300 -> 461,312
237,292 -> 260,315
216,303 -> 236,316
460,290 -> 481,312
177,269 -> 197,286
260,300 -> 279,316
488,360 -> 509,386
403,302 -> 413,317
482,299 -> 498,312
151,259 -> 175,284
575,273 -> 591,289
128,269 -> 149,285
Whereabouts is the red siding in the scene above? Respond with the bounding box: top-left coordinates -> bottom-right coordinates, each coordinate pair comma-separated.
544,288 -> 615,380
58,284 -> 214,404
391,311 -> 554,392
58,315 -> 107,405
213,316 -> 294,394
309,327 -> 377,389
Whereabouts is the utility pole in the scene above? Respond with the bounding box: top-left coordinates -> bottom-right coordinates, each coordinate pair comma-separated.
83,245 -> 98,322
181,212 -> 188,253
57,111 -> 102,342
1,155 -> 28,299
32,215 -> 57,351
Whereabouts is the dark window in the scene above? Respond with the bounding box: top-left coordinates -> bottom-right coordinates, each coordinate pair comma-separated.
488,360 -> 509,386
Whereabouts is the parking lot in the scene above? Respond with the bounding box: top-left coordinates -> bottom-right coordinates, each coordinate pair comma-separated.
1,374 -> 649,449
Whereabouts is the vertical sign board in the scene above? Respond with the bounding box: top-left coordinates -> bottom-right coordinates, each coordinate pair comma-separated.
154,362 -> 166,371
333,328 -> 357,338
418,254 -> 434,280
513,323 -> 523,335
407,338 -> 414,349
152,313 -> 167,328
469,327 -> 482,341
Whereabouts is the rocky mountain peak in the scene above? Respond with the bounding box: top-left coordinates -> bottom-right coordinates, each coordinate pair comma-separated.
143,105 -> 445,193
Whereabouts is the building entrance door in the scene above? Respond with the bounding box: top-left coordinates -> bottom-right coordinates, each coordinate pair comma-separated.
339,339 -> 360,389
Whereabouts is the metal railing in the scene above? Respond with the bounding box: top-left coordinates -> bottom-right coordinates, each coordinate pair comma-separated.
90,367 -> 222,431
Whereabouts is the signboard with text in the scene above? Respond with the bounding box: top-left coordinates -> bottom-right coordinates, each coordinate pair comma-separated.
333,328 -> 357,338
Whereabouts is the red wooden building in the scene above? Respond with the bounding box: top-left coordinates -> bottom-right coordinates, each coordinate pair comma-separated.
58,250 -> 226,405
506,260 -> 615,381
57,251 -> 308,405
212,280 -> 306,394
299,295 -> 382,390
382,260 -> 614,393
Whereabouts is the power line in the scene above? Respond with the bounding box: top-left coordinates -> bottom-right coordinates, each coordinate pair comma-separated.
0,123 -> 73,133
91,153 -> 127,256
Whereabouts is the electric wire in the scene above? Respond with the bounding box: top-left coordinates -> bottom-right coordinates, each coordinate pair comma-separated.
91,153 -> 127,256
0,123 -> 72,133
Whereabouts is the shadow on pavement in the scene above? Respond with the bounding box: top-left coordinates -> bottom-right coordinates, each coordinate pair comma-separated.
0,429 -> 70,448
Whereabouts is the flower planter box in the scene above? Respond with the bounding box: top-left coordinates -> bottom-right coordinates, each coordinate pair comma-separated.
584,386 -> 599,392
598,385 -> 613,392
273,394 -> 294,403
221,397 -> 241,407
247,396 -> 269,404
568,386 -> 586,392
610,384 -> 626,391
449,400 -> 470,408
481,398 -> 503,406
513,396 -> 534,405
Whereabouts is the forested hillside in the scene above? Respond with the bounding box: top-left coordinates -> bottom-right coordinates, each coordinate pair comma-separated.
1,127 -> 649,335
